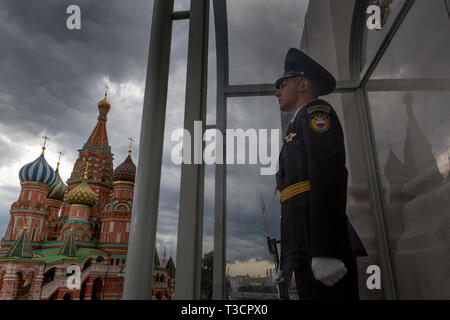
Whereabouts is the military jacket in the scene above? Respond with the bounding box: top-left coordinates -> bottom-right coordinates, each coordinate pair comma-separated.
276,99 -> 355,270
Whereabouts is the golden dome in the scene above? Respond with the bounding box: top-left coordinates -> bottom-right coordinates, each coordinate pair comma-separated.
98,94 -> 111,110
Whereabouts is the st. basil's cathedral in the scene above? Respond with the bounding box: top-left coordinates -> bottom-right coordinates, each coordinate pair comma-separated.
0,94 -> 175,300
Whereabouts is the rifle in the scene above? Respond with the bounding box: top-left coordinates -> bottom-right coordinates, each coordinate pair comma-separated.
260,195 -> 288,300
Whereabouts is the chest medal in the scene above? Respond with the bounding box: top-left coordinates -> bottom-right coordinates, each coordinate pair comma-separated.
285,132 -> 297,142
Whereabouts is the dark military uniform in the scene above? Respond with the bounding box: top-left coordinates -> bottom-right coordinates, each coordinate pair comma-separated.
275,49 -> 366,300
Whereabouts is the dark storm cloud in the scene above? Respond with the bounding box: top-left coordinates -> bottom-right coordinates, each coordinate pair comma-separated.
0,0 -> 153,137
227,0 -> 309,85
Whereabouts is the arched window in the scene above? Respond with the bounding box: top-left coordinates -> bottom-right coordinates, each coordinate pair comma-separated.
83,258 -> 93,271
91,278 -> 103,300
43,268 -> 56,284
14,272 -> 25,299
63,292 -> 73,300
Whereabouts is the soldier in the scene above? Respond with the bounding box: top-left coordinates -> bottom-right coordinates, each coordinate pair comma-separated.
273,48 -> 366,300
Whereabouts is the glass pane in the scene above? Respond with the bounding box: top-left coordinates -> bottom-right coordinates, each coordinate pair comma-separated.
227,0 -> 310,85
300,0 -> 356,81
174,0 -> 190,11
226,96 -> 283,299
360,0 -> 406,72
324,92 -> 384,300
367,90 -> 450,299
371,0 -> 450,79
155,19 -> 189,295
225,93 -> 383,299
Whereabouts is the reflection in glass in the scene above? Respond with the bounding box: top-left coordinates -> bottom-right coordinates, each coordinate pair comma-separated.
324,93 -> 383,300
368,91 -> 450,299
360,0 -> 405,71
371,0 -> 450,79
226,96 -> 284,299
300,0 -> 356,80
224,93 -> 384,299
227,0 -> 309,85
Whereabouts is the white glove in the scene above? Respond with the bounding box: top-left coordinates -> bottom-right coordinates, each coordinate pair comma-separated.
311,257 -> 347,287
273,269 -> 285,285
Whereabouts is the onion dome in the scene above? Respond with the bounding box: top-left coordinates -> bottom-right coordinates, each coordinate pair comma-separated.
66,162 -> 97,206
48,168 -> 67,201
67,180 -> 97,206
19,150 -> 56,186
97,94 -> 111,110
113,155 -> 136,183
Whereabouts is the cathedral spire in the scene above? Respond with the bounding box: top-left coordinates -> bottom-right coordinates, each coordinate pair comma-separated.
402,92 -> 441,181
85,92 -> 111,151
161,247 -> 167,267
5,224 -> 33,258
58,224 -> 77,257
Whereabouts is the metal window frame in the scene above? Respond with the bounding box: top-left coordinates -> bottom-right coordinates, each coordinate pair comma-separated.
123,0 -> 175,300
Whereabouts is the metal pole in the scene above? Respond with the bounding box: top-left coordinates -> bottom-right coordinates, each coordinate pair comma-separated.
355,88 -> 398,299
123,0 -> 174,300
102,254 -> 111,300
117,262 -> 125,300
349,1 -> 400,300
174,0 -> 209,300
212,0 -> 228,300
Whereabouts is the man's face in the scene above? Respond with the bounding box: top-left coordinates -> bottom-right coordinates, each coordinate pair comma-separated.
275,77 -> 302,113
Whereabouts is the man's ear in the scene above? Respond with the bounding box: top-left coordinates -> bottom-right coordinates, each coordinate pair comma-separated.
297,78 -> 308,93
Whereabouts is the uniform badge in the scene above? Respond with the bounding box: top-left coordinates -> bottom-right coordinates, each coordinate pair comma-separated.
310,113 -> 330,133
285,133 -> 296,142
307,105 -> 331,114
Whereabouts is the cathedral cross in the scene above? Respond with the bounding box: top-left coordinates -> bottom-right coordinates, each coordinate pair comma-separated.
128,137 -> 135,155
42,136 -> 49,153
57,151 -> 64,169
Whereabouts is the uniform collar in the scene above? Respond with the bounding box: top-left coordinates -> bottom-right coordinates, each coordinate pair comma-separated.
290,102 -> 308,123
290,99 -> 321,123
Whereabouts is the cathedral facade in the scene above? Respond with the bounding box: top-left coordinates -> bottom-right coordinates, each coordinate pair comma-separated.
0,95 -> 175,300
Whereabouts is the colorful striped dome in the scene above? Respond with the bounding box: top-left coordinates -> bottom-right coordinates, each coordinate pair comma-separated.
67,180 -> 97,206
48,169 -> 67,201
19,152 -> 57,186
113,155 -> 136,183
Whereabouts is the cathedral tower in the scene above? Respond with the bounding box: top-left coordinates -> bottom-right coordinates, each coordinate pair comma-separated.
100,139 -> 136,245
61,93 -> 114,241
2,139 -> 56,244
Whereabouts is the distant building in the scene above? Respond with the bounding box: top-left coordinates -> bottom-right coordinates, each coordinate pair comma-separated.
227,269 -> 298,300
0,94 -> 175,300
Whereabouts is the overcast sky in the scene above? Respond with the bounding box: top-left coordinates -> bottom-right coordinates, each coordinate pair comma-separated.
1,0 -> 448,279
